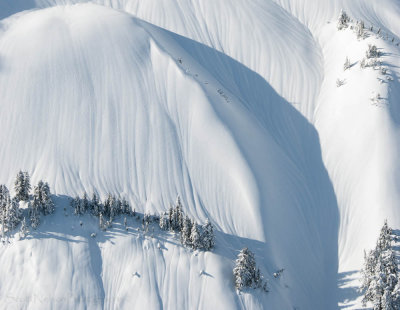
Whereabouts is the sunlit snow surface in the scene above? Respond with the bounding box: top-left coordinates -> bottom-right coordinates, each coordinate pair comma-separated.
0,1 -> 399,309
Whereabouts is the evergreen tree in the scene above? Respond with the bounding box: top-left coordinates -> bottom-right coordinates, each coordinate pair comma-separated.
233,248 -> 265,291
361,220 -> 400,309
72,196 -> 81,215
159,212 -> 169,230
29,201 -> 40,229
0,185 -> 9,229
168,204 -> 175,231
91,193 -> 101,216
33,181 -> 54,215
5,197 -> 21,231
14,171 -> 31,201
99,213 -> 106,231
337,9 -> 350,30
190,221 -> 202,250
180,215 -> 192,247
121,198 -> 130,215
201,219 -> 215,250
81,192 -> 90,214
103,194 -> 115,217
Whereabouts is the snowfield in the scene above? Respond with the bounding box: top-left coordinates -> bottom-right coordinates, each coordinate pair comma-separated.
0,0 -> 399,309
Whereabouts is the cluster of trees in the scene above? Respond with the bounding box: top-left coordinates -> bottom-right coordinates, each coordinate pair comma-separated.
233,247 -> 268,292
0,171 -> 54,235
71,193 -> 134,230
361,220 -> 400,309
159,197 -> 215,251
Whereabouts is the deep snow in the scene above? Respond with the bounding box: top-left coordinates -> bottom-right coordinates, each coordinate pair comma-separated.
0,0 -> 399,309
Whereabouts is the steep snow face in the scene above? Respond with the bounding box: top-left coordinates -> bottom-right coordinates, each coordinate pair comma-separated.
0,3 -> 339,310
0,0 -> 399,309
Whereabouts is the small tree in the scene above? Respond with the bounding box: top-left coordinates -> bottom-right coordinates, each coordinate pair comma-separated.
180,215 -> 192,247
33,181 -> 54,216
233,248 -> 257,290
14,171 -> 31,202
337,9 -> 350,30
99,213 -> 106,231
356,20 -> 365,39
366,44 -> 380,58
190,221 -> 202,250
201,219 -> 215,250
91,193 -> 101,216
159,212 -> 169,230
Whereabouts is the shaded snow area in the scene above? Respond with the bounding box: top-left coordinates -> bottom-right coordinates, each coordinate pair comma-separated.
0,0 -> 399,309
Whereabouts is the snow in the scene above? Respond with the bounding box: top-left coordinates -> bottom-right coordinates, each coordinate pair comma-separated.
0,0 -> 399,309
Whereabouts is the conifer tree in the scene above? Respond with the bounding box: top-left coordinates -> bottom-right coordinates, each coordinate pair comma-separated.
91,193 -> 101,216
190,221 -> 202,250
159,212 -> 169,230
33,181 -> 54,216
72,196 -> 81,215
361,220 -> 400,308
14,171 -> 31,202
6,197 -> 21,231
29,201 -> 40,229
81,192 -> 90,214
201,219 -> 215,250
337,9 -> 350,30
180,215 -> 192,247
233,248 -> 265,291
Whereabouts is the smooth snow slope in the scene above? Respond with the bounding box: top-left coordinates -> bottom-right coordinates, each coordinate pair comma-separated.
0,3 -> 339,309
0,0 -> 399,309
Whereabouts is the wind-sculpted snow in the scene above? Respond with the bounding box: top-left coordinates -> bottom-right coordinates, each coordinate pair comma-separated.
0,0 -> 399,309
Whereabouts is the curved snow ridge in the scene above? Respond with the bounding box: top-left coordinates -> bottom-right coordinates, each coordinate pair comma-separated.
0,3 -> 340,309
0,0 -> 325,120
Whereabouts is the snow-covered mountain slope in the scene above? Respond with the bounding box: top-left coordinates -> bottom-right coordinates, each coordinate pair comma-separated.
0,0 -> 399,309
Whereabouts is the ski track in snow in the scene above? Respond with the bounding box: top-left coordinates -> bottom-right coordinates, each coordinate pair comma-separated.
0,1 -> 399,309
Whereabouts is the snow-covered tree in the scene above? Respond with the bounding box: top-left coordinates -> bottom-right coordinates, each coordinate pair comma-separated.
366,44 -> 380,58
201,219 -> 215,251
159,211 -> 169,230
91,193 -> 101,216
72,196 -> 81,215
356,20 -> 365,39
190,221 -> 202,250
180,215 -> 192,247
81,192 -> 90,214
121,198 -> 131,215
233,248 -> 265,291
175,196 -> 184,230
0,185 -> 21,232
29,201 -> 40,229
33,181 -> 54,215
103,194 -> 117,218
337,9 -> 350,30
14,171 -> 31,202
5,198 -> 21,231
361,220 -> 400,309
